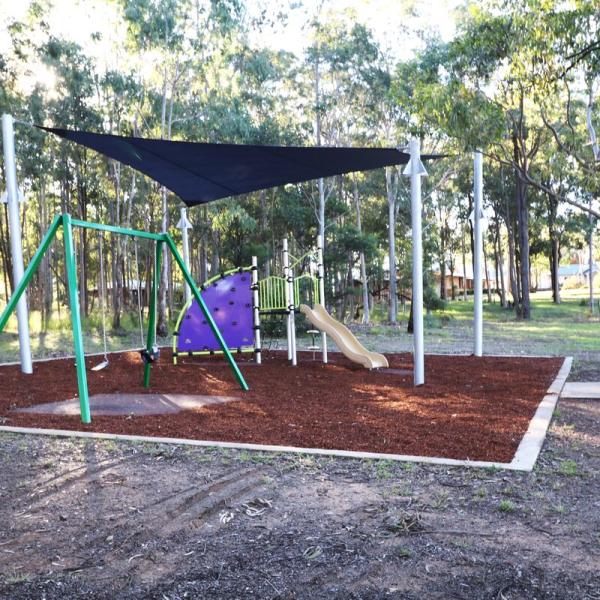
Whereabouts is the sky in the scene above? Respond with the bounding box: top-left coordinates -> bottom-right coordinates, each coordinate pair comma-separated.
0,0 -> 460,70
249,0 -> 461,60
0,0 -> 462,119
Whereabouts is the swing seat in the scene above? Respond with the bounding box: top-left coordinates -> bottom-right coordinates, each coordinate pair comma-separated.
91,358 -> 109,371
140,346 -> 160,365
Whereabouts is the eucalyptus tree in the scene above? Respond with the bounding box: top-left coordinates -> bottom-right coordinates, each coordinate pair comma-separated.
119,0 -> 249,334
304,16 -> 394,315
40,37 -> 104,318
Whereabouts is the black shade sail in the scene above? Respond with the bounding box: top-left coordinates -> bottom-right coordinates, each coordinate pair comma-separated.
41,126 -> 442,207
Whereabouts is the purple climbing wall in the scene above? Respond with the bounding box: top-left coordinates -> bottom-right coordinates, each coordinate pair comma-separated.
177,271 -> 254,353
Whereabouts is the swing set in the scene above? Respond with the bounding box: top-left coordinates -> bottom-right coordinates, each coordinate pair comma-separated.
0,212 -> 249,424
88,227 -> 148,372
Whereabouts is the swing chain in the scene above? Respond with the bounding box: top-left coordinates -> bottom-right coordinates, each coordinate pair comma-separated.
136,238 -> 159,365
133,237 -> 145,348
94,230 -> 110,369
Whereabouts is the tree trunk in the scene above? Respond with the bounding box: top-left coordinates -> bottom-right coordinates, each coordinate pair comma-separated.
589,208 -> 595,313
516,176 -> 531,318
210,227 -> 220,275
407,296 -> 414,334
506,218 -> 519,309
495,219 -> 507,307
439,223 -> 447,301
39,177 -> 53,330
483,239 -> 492,303
551,237 -> 561,304
461,224 -> 468,301
353,176 -> 369,324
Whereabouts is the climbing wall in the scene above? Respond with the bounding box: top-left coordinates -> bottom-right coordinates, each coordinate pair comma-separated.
176,271 -> 254,354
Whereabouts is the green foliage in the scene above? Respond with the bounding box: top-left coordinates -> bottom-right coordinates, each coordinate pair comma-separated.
498,499 -> 516,513
0,0 -> 597,338
424,285 -> 447,311
558,459 -> 580,477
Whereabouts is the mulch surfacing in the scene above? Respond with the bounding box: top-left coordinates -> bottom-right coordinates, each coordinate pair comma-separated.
0,350 -> 563,462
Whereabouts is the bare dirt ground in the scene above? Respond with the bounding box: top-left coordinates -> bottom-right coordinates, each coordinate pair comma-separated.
0,355 -> 599,598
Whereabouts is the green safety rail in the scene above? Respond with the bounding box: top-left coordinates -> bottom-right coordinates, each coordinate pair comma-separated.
0,213 -> 249,425
259,273 -> 320,313
259,276 -> 287,312
293,273 -> 319,307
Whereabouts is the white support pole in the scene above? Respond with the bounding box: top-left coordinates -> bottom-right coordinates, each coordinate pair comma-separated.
2,114 -> 32,374
473,150 -> 484,357
317,234 -> 328,363
251,256 -> 261,364
177,207 -> 192,304
282,239 -> 292,361
408,138 -> 425,386
288,247 -> 297,366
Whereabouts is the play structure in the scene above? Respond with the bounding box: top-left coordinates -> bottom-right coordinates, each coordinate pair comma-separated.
173,261 -> 260,363
173,235 -> 388,369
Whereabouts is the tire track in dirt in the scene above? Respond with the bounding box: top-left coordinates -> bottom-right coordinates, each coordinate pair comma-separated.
20,455 -> 136,505
49,466 -> 266,587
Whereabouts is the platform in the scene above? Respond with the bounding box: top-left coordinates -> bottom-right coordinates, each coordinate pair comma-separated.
13,393 -> 238,416
560,382 -> 600,399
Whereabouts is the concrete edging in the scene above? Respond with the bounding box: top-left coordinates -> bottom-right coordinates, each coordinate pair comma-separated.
510,356 -> 573,471
0,354 -> 572,472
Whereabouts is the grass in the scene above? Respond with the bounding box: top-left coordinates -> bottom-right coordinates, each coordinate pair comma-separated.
557,459 -> 580,476
0,288 -> 598,361
349,290 -> 600,357
498,499 -> 517,513
0,305 -> 173,362
4,571 -> 31,584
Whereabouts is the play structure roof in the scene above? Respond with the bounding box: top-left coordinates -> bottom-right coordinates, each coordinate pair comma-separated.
40,126 -> 442,206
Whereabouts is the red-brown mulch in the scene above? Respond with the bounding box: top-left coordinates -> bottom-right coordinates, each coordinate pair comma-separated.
0,350 -> 564,462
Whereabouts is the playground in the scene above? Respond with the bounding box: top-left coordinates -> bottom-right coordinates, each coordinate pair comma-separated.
0,110 -> 594,600
0,349 -> 564,463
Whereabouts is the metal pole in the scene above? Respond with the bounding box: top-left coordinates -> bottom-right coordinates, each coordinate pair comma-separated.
178,207 -> 192,304
473,151 -> 484,357
2,114 -> 32,374
251,256 -> 262,364
143,240 -> 162,388
408,138 -> 425,385
63,213 -> 91,423
288,248 -> 297,366
283,239 -> 292,361
317,234 -> 328,363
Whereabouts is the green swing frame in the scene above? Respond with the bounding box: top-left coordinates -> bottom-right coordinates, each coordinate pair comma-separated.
0,213 -> 249,424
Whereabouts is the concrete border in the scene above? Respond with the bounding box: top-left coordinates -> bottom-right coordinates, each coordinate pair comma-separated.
0,355 -> 572,472
510,356 -> 572,470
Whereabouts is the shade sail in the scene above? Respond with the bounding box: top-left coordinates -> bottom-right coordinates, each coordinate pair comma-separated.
41,126 -> 442,207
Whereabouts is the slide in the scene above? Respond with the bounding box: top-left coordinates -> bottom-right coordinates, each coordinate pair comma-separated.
299,304 -> 389,369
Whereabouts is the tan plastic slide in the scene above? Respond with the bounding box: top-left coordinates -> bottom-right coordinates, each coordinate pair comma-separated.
299,304 -> 389,369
